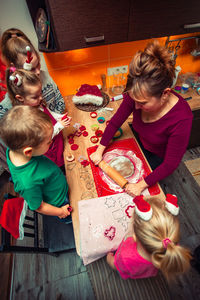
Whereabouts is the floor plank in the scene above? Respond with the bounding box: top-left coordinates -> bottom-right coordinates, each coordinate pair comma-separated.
44,272 -> 95,300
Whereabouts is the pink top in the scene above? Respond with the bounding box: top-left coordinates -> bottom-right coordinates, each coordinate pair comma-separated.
114,237 -> 158,279
101,91 -> 193,186
43,106 -> 64,167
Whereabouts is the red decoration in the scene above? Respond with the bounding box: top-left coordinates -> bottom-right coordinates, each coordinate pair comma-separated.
125,205 -> 135,218
68,139 -> 74,144
81,160 -> 90,167
104,226 -> 116,241
68,134 -> 74,139
26,47 -> 33,64
76,84 -> 102,97
166,194 -> 178,207
87,138 -> 160,197
80,125 -> 86,131
75,130 -> 82,137
90,136 -> 99,143
82,131 -> 88,137
133,195 -> 150,212
0,53 -> 7,102
95,130 -> 103,137
61,113 -> 69,120
68,206 -> 73,212
90,112 -> 97,118
71,144 -> 79,150
133,195 -> 152,221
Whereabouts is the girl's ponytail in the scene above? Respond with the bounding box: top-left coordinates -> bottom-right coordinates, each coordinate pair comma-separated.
152,241 -> 191,281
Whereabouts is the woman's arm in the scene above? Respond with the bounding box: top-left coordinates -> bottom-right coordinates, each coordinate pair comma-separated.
90,94 -> 134,164
144,118 -> 193,187
100,93 -> 134,146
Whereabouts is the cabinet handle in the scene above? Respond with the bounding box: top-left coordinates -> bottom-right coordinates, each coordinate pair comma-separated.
84,35 -> 104,43
184,23 -> 200,29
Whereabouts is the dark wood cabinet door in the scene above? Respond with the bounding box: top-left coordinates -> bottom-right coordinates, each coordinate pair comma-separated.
128,0 -> 200,41
188,109 -> 200,149
47,0 -> 130,51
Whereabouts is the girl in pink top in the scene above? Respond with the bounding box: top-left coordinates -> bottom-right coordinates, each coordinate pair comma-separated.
107,195 -> 191,281
6,68 -> 71,169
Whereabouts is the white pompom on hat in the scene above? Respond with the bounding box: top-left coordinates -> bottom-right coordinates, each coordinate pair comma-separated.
165,194 -> 179,216
133,195 -> 153,221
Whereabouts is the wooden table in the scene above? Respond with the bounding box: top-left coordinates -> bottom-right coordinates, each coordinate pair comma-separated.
63,95 -> 165,254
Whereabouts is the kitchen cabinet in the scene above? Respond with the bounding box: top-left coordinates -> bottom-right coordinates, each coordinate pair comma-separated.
188,109 -> 200,149
26,0 -> 200,52
128,0 -> 200,41
26,0 -> 130,52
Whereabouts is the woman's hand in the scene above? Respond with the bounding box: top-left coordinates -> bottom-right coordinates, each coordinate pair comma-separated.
90,144 -> 106,165
125,179 -> 148,197
90,151 -> 103,165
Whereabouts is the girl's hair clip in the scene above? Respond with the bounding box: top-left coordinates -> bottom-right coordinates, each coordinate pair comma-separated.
10,66 -> 16,73
23,46 -> 33,71
165,194 -> 179,216
133,195 -> 152,221
9,74 -> 22,86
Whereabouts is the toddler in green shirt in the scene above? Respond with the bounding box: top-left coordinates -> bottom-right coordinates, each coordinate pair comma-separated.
0,105 -> 72,222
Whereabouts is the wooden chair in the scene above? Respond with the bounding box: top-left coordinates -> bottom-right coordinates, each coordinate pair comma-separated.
0,194 -> 75,254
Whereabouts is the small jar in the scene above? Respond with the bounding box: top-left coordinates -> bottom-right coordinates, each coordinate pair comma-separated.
174,86 -> 181,93
196,85 -> 200,96
181,83 -> 189,94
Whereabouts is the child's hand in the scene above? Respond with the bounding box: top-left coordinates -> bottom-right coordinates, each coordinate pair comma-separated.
59,113 -> 72,127
59,204 -> 71,218
106,252 -> 116,270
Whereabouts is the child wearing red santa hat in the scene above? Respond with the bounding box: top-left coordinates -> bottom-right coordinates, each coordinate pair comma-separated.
6,68 -> 71,172
106,194 -> 191,281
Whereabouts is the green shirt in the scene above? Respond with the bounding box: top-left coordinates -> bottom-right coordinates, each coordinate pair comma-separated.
6,149 -> 68,210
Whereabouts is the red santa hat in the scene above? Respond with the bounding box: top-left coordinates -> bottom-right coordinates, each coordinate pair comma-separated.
133,195 -> 153,221
0,197 -> 27,240
9,74 -> 22,86
165,194 -> 179,216
23,46 -> 33,71
72,84 -> 103,106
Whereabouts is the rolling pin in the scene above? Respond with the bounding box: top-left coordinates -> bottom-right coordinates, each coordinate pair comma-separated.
98,160 -> 128,189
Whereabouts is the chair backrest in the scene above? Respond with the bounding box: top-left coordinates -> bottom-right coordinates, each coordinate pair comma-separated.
0,194 -> 49,253
0,210 -> 49,253
1,194 -> 76,254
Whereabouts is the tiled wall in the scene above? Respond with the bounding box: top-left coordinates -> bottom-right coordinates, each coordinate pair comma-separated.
43,33 -> 200,96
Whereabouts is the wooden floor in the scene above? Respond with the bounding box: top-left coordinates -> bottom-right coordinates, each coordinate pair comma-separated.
0,146 -> 200,300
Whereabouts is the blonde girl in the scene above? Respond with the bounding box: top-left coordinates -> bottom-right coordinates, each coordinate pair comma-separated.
107,194 -> 191,281
6,68 -> 71,169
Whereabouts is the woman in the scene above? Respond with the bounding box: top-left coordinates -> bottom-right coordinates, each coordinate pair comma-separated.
90,40 -> 193,197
